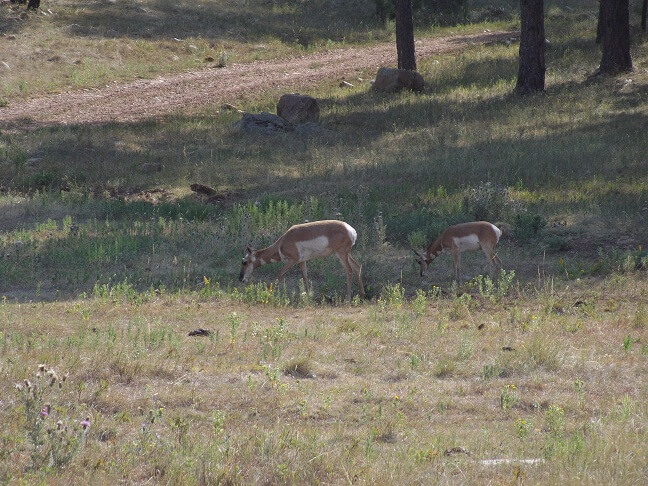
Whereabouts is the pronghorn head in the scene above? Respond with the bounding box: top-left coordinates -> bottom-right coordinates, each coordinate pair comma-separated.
239,245 -> 258,283
412,248 -> 432,277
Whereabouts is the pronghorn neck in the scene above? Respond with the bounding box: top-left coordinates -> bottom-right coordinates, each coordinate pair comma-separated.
425,236 -> 444,261
254,245 -> 281,266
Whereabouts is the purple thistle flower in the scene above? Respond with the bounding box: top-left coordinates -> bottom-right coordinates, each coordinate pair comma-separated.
40,404 -> 51,417
80,418 -> 91,430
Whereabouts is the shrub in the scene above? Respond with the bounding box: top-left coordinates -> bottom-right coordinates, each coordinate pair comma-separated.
514,213 -> 547,240
543,235 -> 572,253
462,182 -> 512,222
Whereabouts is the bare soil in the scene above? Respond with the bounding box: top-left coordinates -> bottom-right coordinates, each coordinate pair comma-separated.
0,31 -> 515,129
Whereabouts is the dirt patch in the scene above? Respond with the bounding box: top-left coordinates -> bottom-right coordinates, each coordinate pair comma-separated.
0,31 -> 516,130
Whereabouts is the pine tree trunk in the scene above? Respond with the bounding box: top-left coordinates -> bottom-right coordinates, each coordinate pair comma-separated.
599,0 -> 632,74
395,0 -> 416,71
516,0 -> 545,95
596,1 -> 604,43
641,0 -> 647,32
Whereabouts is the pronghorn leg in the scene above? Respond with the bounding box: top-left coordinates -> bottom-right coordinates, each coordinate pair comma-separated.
452,249 -> 462,283
335,251 -> 354,301
482,245 -> 502,280
348,254 -> 365,298
275,260 -> 298,282
299,262 -> 310,293
482,245 -> 496,279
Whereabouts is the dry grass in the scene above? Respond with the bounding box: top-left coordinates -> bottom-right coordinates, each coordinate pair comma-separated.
0,275 -> 646,483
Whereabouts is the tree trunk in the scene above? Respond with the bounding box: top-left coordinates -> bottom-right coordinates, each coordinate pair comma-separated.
516,0 -> 545,95
641,0 -> 647,32
395,0 -> 416,71
596,1 -> 604,43
599,0 -> 632,74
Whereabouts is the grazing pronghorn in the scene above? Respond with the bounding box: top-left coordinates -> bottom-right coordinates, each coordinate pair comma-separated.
239,220 -> 365,301
412,221 -> 502,283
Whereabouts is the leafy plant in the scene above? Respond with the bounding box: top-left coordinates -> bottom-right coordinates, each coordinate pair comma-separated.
462,182 -> 514,222
14,365 -> 89,470
513,213 -> 547,240
500,384 -> 518,411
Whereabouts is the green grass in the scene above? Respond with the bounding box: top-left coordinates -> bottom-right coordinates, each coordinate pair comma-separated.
0,1 -> 647,483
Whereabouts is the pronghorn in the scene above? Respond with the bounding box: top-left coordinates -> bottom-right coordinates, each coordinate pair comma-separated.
239,220 -> 365,301
412,221 -> 502,283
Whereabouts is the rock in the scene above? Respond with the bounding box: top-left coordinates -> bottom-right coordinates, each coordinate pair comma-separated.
188,328 -> 213,337
444,447 -> 471,456
277,94 -> 320,124
235,112 -> 295,134
140,162 -> 162,173
190,183 -> 217,197
372,67 -> 424,93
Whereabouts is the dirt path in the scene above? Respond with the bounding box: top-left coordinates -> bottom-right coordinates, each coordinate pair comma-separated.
0,31 -> 515,129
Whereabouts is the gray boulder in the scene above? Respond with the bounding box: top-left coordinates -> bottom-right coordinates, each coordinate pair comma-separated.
236,112 -> 295,134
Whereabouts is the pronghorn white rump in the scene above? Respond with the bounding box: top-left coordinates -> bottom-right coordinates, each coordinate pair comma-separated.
239,220 -> 364,301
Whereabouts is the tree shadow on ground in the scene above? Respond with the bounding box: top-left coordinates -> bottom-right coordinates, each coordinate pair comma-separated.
54,0 -> 380,46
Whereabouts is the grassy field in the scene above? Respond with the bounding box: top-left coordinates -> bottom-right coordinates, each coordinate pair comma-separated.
1,0 -> 648,484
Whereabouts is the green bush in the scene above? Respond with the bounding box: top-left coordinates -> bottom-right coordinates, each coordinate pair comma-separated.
514,213 -> 547,240
543,235 -> 572,253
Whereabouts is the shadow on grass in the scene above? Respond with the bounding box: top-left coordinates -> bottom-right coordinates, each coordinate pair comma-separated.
52,0 -> 381,46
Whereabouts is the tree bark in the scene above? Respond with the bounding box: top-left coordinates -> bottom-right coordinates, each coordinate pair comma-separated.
599,0 -> 632,74
641,0 -> 647,32
395,0 -> 416,71
516,0 -> 545,95
596,1 -> 604,43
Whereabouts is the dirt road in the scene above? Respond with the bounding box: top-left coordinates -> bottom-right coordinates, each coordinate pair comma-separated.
0,31 -> 514,129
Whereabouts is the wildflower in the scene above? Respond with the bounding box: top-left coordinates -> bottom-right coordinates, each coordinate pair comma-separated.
394,395 -> 400,401
40,404 -> 51,417
80,417 -> 91,431
47,369 -> 59,386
